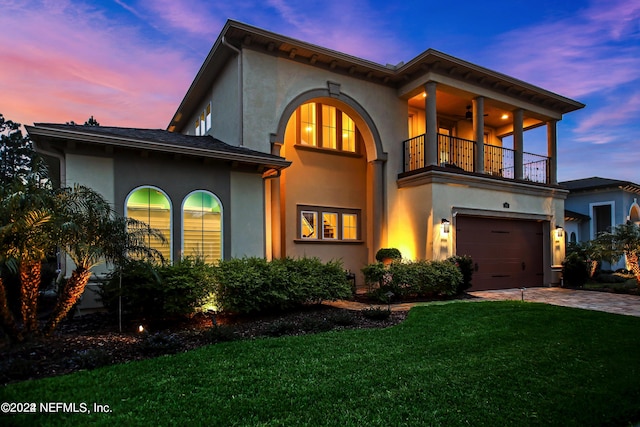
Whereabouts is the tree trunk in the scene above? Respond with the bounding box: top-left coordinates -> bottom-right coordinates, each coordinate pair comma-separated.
589,260 -> 598,278
43,267 -> 92,336
20,260 -> 41,335
0,277 -> 22,342
625,252 -> 640,289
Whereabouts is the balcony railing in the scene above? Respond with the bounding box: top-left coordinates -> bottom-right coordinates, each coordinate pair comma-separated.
402,133 -> 550,184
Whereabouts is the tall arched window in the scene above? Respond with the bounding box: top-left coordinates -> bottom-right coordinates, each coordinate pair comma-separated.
125,187 -> 172,262
182,191 -> 222,262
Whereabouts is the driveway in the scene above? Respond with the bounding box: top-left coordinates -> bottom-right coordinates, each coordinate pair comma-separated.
326,287 -> 640,317
468,287 -> 640,317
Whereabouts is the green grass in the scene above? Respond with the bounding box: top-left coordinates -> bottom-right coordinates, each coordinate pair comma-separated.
2,301 -> 639,426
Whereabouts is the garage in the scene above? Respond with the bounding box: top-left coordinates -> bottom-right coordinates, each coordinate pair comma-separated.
455,216 -> 544,290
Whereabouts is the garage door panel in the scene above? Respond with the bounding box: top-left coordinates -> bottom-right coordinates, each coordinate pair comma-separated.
456,216 -> 544,291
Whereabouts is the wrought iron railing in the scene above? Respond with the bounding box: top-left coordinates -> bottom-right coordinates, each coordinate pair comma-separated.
402,133 -> 551,184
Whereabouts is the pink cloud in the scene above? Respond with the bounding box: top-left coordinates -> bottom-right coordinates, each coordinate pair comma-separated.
492,0 -> 640,99
0,1 -> 198,129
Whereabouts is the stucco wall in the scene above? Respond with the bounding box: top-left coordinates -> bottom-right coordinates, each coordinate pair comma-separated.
230,170 -> 266,258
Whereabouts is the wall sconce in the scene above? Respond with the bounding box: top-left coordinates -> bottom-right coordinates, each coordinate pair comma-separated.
441,218 -> 451,234
555,226 -> 564,239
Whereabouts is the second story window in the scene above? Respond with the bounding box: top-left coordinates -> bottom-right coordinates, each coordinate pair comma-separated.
297,102 -> 360,153
195,103 -> 212,136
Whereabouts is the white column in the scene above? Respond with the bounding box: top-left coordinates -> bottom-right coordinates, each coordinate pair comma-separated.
424,81 -> 438,166
547,120 -> 558,185
473,97 -> 484,173
513,109 -> 524,180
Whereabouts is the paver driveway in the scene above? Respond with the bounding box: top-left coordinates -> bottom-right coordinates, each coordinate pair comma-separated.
468,287 -> 640,317
326,287 -> 640,317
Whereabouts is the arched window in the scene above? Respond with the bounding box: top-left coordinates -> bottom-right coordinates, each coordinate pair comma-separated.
182,191 -> 222,262
125,187 -> 172,262
629,200 -> 640,225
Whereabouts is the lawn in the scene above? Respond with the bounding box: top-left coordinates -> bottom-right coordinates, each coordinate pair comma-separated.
2,301 -> 639,426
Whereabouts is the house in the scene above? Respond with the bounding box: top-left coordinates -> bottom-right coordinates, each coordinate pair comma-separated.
27,20 -> 584,293
561,177 -> 640,269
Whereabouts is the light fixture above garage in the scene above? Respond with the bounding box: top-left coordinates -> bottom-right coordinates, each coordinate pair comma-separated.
555,226 -> 564,239
441,218 -> 451,234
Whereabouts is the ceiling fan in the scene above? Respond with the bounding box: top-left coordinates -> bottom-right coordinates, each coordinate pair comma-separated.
465,105 -> 488,121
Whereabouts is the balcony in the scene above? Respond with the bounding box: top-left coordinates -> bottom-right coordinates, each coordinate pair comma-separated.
403,133 -> 550,184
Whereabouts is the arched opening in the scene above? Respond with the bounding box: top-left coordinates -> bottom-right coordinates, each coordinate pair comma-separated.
268,91 -> 384,291
629,200 -> 640,225
182,190 -> 222,263
125,186 -> 172,262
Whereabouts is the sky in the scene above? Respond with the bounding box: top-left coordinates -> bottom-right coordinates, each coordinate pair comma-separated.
1,0 -> 639,182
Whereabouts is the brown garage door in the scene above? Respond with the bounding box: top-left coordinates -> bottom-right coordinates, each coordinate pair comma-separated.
456,216 -> 544,290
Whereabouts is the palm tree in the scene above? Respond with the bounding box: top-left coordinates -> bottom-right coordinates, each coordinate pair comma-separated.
0,180 -> 54,338
592,222 -> 640,287
43,185 -> 165,335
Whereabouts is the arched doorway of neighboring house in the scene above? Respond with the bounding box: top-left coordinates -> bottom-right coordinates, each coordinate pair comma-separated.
267,91 -> 384,292
629,200 -> 640,225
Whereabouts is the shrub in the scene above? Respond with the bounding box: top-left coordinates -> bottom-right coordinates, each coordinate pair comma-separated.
71,349 -> 112,370
562,252 -> 590,287
202,325 -> 239,343
375,248 -> 402,262
447,255 -> 473,293
361,307 -> 391,320
139,332 -> 183,356
362,259 -> 463,301
100,257 -> 216,322
214,257 -> 352,315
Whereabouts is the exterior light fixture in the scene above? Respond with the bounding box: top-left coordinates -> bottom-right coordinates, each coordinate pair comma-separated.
501,113 -> 509,120
555,226 -> 564,239
441,218 -> 451,234
138,325 -> 145,333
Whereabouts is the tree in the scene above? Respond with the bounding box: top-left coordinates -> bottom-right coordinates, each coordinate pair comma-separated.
43,185 -> 165,335
592,222 -> 640,287
84,116 -> 100,126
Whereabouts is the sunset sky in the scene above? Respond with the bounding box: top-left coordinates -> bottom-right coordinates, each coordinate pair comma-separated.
1,0 -> 638,182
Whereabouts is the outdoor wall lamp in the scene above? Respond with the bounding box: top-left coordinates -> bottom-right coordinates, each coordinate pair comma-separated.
555,226 -> 564,239
441,218 -> 451,234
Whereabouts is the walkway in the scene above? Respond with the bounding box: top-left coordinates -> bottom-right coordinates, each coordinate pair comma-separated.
325,287 -> 640,317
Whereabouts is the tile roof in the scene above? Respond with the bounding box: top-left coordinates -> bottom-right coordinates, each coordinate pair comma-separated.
560,176 -> 640,194
27,124 -> 290,169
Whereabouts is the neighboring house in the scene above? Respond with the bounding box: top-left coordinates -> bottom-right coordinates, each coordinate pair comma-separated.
27,20 -> 584,293
561,177 -> 640,269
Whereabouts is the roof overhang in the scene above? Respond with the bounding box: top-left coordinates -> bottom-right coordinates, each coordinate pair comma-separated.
168,20 -> 585,132
27,124 -> 291,172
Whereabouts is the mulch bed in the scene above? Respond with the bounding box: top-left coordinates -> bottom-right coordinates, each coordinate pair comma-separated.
0,304 -> 408,385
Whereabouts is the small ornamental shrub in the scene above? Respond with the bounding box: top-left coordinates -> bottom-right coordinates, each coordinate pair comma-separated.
139,332 -> 183,356
71,349 -> 112,370
562,252 -> 590,287
361,307 -> 391,320
327,310 -> 357,326
202,325 -> 239,344
375,248 -> 402,263
447,255 -> 473,293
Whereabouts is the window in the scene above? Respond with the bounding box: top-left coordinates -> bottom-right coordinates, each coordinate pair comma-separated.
297,102 -> 359,153
298,205 -> 360,241
182,191 -> 222,262
342,213 -> 358,240
301,211 -> 318,238
126,187 -> 172,262
590,202 -> 614,239
342,113 -> 356,152
195,103 -> 212,136
322,212 -> 337,239
300,103 -> 317,146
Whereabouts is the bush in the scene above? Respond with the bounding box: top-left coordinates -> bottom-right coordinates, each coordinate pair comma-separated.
99,257 -> 216,322
214,257 -> 352,315
375,248 -> 402,262
362,259 -> 463,302
361,307 -> 391,320
562,252 -> 590,287
447,255 -> 473,293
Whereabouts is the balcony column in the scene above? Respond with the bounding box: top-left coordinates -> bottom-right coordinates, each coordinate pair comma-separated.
547,119 -> 558,185
424,81 -> 438,166
513,108 -> 524,180
473,97 -> 485,173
